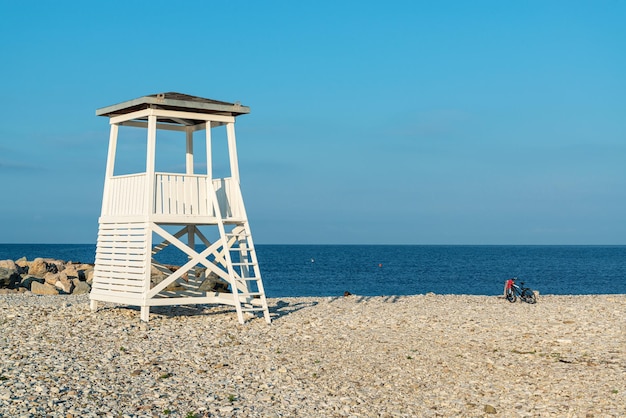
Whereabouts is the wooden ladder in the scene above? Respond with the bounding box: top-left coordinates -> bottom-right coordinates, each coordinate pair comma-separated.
221,223 -> 271,324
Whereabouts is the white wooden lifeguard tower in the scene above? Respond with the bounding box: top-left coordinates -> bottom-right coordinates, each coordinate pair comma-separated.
89,92 -> 270,324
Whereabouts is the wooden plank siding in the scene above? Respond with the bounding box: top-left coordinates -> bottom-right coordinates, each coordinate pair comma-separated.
91,222 -> 150,297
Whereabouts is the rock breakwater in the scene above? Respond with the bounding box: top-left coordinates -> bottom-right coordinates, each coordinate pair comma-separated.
0,258 -> 94,296
0,258 -> 229,297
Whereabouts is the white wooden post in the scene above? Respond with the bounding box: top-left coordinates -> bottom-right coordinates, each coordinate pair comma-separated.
93,122 -> 118,313
226,122 -> 240,183
186,125 -> 195,260
186,127 -> 194,175
205,122 -> 212,179
142,113 -> 158,321
100,124 -> 119,215
146,113 -> 157,214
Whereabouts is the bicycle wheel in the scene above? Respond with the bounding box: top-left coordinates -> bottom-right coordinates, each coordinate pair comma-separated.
506,289 -> 517,303
521,288 -> 536,304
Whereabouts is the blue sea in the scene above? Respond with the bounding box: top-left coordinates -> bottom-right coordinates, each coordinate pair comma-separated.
1,244 -> 625,297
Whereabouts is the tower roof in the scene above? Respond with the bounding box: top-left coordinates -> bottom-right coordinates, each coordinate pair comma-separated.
96,92 -> 250,124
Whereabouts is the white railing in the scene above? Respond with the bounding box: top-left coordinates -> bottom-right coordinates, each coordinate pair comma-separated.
103,173 -> 147,216
212,177 -> 244,219
154,173 -> 212,216
103,173 -> 244,219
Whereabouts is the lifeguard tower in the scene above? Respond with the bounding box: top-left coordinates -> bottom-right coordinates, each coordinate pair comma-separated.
89,92 -> 270,324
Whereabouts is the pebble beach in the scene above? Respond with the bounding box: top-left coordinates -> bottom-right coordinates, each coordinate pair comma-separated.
1,293 -> 625,417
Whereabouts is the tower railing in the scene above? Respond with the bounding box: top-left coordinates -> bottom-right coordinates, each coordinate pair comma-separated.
102,173 -> 243,220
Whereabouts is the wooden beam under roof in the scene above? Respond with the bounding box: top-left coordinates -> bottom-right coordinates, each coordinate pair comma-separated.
96,92 -> 250,125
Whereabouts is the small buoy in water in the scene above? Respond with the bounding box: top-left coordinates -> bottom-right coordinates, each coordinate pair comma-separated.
311,258 -> 315,263
378,263 -> 382,268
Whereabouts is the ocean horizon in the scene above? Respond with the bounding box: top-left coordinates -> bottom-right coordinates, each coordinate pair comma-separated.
1,244 -> 625,298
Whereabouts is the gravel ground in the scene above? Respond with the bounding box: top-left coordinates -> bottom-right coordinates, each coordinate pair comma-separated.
1,293 -> 625,417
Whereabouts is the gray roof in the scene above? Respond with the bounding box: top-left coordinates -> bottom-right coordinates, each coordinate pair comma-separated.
96,92 -> 250,125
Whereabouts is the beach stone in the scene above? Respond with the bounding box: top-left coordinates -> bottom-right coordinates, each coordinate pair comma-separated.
19,276 -> 45,291
150,265 -> 168,286
55,278 -> 74,294
0,259 -> 18,271
71,279 -> 90,295
165,281 -> 187,291
31,281 -> 59,295
14,258 -> 30,275
44,271 -> 63,285
29,258 -> 49,277
63,264 -> 80,279
77,264 -> 94,281
46,261 -> 59,273
33,258 -> 66,276
199,271 -> 230,292
484,404 -> 497,414
85,267 -> 95,284
0,267 -> 21,288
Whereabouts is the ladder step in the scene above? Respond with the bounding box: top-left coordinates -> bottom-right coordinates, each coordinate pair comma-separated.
231,262 -> 257,266
241,307 -> 266,312
237,292 -> 262,297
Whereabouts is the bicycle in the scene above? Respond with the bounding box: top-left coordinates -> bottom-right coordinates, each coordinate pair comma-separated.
505,277 -> 537,304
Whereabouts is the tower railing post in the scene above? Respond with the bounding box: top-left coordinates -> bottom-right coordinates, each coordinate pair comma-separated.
226,122 -> 240,184
186,126 -> 194,175
146,113 -> 157,215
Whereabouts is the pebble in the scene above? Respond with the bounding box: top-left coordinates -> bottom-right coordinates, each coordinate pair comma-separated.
0,293 -> 625,417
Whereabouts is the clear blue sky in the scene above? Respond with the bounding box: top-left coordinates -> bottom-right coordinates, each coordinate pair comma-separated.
1,1 -> 624,244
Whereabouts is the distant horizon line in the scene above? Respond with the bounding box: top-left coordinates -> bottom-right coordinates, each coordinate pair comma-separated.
2,243 -> 625,247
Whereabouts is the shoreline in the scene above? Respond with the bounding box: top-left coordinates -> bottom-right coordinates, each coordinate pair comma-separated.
1,294 -> 625,416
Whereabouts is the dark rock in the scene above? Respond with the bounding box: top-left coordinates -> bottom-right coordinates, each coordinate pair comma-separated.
0,267 -> 21,289
19,276 -> 45,291
0,268 -> 9,283
199,271 -> 230,293
15,258 -> 29,275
